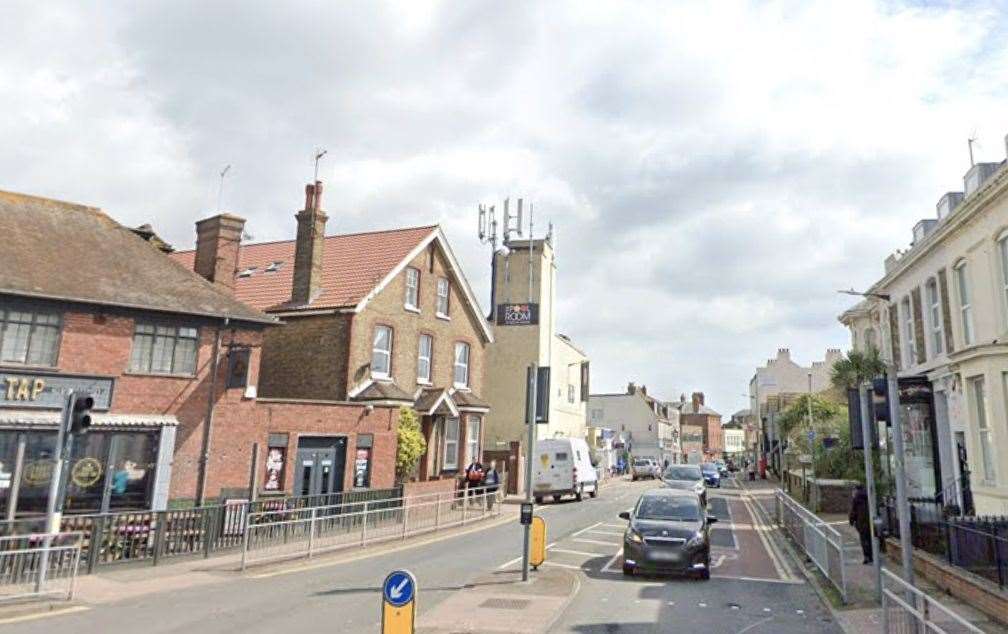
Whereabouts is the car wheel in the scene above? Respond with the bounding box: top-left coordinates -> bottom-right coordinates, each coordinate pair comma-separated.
622,562 -> 634,576
535,496 -> 543,504
589,483 -> 598,498
576,485 -> 584,502
553,495 -> 562,503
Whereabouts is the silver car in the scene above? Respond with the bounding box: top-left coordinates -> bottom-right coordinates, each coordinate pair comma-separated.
631,458 -> 657,481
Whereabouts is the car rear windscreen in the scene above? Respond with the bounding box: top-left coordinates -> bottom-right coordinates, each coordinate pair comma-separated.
663,466 -> 702,480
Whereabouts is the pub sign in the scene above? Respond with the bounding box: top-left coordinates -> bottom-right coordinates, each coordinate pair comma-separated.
0,370 -> 113,410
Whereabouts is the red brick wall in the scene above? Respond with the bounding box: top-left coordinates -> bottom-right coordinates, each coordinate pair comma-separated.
13,302 -> 399,504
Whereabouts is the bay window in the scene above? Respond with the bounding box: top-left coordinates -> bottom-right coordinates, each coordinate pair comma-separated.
443,417 -> 460,470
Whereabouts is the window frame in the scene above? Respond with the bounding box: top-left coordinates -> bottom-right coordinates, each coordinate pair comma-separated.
0,304 -> 63,368
926,278 -> 943,356
901,296 -> 916,365
416,333 -> 433,384
443,417 -> 460,471
128,320 -> 200,377
436,278 -> 451,318
465,416 -> 481,465
968,375 -> 996,484
404,267 -> 420,311
955,260 -> 974,346
371,325 -> 393,379
453,341 -> 470,388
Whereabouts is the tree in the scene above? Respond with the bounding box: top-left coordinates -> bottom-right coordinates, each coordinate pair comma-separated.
395,407 -> 427,482
830,346 -> 886,391
776,394 -> 843,442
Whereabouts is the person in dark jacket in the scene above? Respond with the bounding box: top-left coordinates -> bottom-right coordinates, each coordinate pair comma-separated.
849,484 -> 873,564
483,460 -> 501,510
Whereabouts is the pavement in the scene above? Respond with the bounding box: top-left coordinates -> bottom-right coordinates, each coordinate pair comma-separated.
0,474 -> 842,633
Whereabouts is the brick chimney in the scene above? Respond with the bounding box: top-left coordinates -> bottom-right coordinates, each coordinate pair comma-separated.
691,392 -> 704,412
627,382 -> 636,395
291,181 -> 328,305
193,213 -> 246,293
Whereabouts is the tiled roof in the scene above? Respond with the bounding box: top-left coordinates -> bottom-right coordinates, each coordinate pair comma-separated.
452,390 -> 489,410
354,381 -> 414,402
0,190 -> 273,325
171,226 -> 437,312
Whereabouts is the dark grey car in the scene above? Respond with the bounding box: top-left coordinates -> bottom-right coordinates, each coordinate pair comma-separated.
620,488 -> 717,579
661,464 -> 707,506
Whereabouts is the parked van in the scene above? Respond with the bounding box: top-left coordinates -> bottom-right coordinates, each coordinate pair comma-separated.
533,438 -> 599,503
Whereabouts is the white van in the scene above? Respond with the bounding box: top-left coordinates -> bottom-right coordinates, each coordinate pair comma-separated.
533,438 -> 599,503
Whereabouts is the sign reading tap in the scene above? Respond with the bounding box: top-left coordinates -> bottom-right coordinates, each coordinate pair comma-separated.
496,303 -> 539,326
0,370 -> 113,411
381,569 -> 417,633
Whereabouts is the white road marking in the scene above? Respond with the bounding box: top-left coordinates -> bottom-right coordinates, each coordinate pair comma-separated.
496,541 -> 557,569
573,537 -> 620,546
540,561 -> 586,571
710,574 -> 804,585
600,549 -> 624,574
571,521 -> 605,537
584,529 -> 624,537
737,615 -> 774,633
551,547 -> 611,558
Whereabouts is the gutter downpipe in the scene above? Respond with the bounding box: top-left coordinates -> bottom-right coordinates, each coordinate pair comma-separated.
196,317 -> 228,506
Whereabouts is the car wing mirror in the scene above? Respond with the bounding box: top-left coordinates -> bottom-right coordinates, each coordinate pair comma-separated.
618,511 -> 631,521
707,516 -> 718,524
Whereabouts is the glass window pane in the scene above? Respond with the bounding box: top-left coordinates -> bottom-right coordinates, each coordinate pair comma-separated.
173,336 -> 197,375
0,432 -> 19,513
109,433 -> 158,510
0,321 -> 30,363
27,323 -> 60,366
16,432 -> 58,514
130,333 -> 153,372
64,433 -> 111,512
150,333 -> 175,373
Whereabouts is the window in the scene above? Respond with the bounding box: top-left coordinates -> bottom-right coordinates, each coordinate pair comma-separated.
453,342 -> 470,387
443,417 -> 460,470
466,417 -> 481,465
864,327 -> 877,351
436,278 -> 450,316
1000,235 -> 1008,317
354,434 -> 373,488
129,322 -> 198,375
404,267 -> 420,310
0,306 -> 61,366
969,376 -> 996,483
568,384 -> 575,403
417,334 -> 432,383
901,297 -> 916,365
926,279 -> 943,356
371,325 -> 392,378
955,261 -> 974,346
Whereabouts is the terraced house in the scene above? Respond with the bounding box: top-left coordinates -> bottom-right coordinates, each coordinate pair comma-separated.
840,141 -> 1008,515
172,181 -> 494,489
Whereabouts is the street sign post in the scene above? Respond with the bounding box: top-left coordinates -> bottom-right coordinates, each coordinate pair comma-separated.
381,569 -> 417,634
529,516 -> 546,569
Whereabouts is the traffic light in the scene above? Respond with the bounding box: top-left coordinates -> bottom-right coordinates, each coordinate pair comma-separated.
872,378 -> 890,422
69,394 -> 94,434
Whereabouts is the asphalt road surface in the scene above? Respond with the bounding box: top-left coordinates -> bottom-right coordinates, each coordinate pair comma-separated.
3,477 -> 840,633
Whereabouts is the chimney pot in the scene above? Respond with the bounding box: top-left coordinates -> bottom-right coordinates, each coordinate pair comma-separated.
193,213 -> 246,293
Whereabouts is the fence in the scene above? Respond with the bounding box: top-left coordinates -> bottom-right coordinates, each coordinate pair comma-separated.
775,489 -> 848,603
0,532 -> 82,603
241,486 -> 502,570
0,486 -> 403,574
881,568 -> 984,633
882,497 -> 1008,589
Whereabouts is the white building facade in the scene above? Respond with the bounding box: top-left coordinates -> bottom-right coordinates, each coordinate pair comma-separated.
840,148 -> 1008,515
588,383 -> 680,465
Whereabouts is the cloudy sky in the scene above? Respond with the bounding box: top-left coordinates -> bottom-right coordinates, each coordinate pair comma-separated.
4,0 -> 1008,415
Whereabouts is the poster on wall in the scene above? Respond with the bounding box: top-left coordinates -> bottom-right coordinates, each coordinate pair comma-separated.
354,448 -> 371,488
263,447 -> 286,492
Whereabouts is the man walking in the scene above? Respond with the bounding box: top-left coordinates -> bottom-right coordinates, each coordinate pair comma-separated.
849,484 -> 873,564
483,460 -> 501,510
464,457 -> 484,504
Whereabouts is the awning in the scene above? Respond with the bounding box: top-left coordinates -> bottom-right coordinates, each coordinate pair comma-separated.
0,409 -> 179,429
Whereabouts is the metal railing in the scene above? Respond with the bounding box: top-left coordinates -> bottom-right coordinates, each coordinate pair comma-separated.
775,489 -> 848,603
881,568 -> 984,633
0,486 -> 404,573
882,498 -> 1008,588
0,532 -> 82,603
241,486 -> 502,570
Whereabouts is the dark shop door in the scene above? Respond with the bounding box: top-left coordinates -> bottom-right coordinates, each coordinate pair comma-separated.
293,436 -> 347,498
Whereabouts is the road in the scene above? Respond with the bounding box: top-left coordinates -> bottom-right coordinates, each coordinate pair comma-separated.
4,477 -> 841,633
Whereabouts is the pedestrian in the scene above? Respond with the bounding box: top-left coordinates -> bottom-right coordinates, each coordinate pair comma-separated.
483,460 -> 500,510
849,484 -> 873,564
464,457 -> 485,504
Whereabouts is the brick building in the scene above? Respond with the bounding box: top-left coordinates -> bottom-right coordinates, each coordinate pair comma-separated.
674,392 -> 723,460
171,181 -> 494,488
0,188 -> 423,520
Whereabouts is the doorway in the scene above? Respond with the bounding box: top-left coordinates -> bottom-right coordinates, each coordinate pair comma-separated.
293,436 -> 347,499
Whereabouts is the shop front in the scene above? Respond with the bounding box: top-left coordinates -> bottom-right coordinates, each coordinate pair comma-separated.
0,370 -> 176,518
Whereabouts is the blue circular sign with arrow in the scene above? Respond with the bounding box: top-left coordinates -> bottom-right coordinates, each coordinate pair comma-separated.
382,570 -> 416,608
